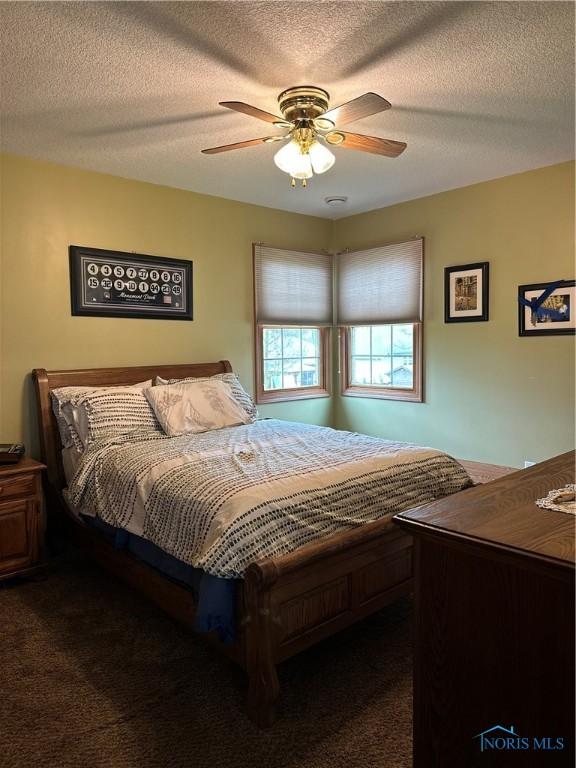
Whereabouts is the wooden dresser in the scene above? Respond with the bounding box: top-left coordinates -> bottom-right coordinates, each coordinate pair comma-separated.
0,457 -> 45,580
395,451 -> 575,768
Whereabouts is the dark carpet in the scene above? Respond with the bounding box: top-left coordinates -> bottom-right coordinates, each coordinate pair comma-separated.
0,558 -> 412,768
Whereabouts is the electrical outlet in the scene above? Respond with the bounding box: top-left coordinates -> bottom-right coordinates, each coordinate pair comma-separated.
524,460 -> 536,468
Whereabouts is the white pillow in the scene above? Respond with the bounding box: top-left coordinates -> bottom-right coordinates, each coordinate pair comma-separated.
51,380 -> 153,450
155,373 -> 257,421
146,379 -> 251,437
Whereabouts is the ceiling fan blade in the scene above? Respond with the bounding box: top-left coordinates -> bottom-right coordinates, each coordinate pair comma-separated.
201,136 -> 280,154
321,93 -> 391,126
328,131 -> 407,157
219,101 -> 285,125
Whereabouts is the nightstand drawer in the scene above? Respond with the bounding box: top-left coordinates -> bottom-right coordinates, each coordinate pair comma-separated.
0,458 -> 44,580
0,501 -> 30,564
0,473 -> 35,501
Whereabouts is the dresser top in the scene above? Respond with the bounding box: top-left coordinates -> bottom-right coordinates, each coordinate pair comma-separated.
0,456 -> 46,476
395,451 -> 575,568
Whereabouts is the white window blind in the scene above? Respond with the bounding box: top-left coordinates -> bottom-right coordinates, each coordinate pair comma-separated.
337,238 -> 423,324
254,245 -> 333,325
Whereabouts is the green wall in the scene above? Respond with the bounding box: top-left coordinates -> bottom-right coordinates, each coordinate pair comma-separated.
332,162 -> 575,467
0,155 -> 332,456
1,155 -> 573,467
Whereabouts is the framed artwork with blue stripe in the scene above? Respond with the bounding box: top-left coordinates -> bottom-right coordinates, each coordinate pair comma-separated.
518,280 -> 575,336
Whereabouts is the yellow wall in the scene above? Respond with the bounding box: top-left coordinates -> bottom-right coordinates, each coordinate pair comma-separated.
332,162 -> 575,467
0,155 -> 332,456
1,155 -> 573,467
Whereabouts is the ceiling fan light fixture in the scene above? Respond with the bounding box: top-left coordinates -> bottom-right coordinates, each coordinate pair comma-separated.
274,140 -> 313,178
290,153 -> 314,180
308,141 -> 335,174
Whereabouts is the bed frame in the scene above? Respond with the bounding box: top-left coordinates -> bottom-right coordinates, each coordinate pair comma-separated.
33,360 -> 413,727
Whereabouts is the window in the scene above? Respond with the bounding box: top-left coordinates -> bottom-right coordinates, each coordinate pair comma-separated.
349,325 -> 415,388
338,239 -> 423,402
254,245 -> 331,403
262,327 -> 322,390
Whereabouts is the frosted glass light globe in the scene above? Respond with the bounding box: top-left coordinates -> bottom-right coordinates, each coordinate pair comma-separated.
308,141 -> 335,174
290,153 -> 313,179
274,141 -> 313,179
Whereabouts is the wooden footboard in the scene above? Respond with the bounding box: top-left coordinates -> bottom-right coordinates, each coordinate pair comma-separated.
62,506 -> 412,728
242,518 -> 412,726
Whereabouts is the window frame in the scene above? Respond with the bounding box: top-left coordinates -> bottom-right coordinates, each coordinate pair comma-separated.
255,324 -> 331,404
339,322 -> 423,402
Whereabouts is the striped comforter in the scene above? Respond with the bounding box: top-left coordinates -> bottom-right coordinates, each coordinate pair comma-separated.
68,419 -> 472,578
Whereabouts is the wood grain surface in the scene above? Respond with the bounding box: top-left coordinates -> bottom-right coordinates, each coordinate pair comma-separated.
395,450 -> 575,767
398,451 -> 575,566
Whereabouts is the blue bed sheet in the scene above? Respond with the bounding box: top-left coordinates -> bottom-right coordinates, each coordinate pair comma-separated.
82,515 -> 237,643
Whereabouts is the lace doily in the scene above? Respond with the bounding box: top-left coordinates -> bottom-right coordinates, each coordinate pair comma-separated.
535,484 -> 576,515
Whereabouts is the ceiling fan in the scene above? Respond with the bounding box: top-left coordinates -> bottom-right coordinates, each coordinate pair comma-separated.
201,86 -> 407,187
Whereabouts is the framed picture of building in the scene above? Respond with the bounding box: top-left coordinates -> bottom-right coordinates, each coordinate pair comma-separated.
518,280 -> 575,336
444,262 -> 489,323
69,245 -> 193,320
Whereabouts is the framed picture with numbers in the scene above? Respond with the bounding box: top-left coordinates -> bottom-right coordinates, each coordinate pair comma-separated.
69,245 -> 193,320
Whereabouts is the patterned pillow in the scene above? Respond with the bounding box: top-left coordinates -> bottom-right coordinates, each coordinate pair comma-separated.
51,381 -> 153,450
72,387 -> 161,446
146,379 -> 251,437
52,387 -> 87,451
155,373 -> 257,421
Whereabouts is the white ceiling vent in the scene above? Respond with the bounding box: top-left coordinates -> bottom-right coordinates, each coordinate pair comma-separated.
324,196 -> 348,207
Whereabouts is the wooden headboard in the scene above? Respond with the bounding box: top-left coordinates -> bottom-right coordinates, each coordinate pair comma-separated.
32,360 -> 233,495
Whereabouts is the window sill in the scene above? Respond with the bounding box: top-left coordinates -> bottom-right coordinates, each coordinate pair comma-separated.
341,385 -> 422,403
257,388 -> 330,404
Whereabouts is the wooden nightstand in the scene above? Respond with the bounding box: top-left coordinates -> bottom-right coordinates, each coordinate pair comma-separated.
0,457 -> 46,580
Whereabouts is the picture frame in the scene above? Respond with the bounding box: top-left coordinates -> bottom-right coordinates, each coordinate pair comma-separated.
518,280 -> 575,337
444,262 -> 489,323
69,245 -> 193,320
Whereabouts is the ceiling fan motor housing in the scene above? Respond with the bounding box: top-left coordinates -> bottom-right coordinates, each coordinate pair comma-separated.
278,86 -> 330,122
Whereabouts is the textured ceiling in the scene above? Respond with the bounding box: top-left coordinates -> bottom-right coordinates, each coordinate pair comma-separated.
1,1 -> 574,218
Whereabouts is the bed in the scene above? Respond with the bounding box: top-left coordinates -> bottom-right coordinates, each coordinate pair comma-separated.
33,360 -> 472,726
